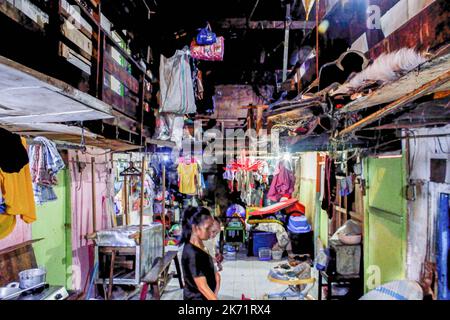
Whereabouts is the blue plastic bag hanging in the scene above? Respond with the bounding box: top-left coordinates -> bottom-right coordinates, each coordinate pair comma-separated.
196,23 -> 217,45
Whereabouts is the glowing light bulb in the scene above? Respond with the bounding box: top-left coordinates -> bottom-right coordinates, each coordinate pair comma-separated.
318,20 -> 330,34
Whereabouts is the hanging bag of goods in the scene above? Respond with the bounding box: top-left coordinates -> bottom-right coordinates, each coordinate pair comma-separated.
196,23 -> 217,45
190,36 -> 225,61
159,48 -> 197,114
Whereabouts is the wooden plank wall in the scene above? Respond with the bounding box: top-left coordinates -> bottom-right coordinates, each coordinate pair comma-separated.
0,242 -> 38,286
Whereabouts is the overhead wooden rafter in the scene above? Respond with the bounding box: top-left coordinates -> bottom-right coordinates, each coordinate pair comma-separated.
336,52 -> 450,114
337,70 -> 450,137
2,123 -> 140,152
216,18 -> 315,30
360,99 -> 450,131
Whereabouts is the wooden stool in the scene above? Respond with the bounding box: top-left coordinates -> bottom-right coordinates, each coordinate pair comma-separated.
140,251 -> 183,300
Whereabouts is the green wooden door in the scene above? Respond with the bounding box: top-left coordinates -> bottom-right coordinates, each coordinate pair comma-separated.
363,156 -> 407,293
32,169 -> 72,289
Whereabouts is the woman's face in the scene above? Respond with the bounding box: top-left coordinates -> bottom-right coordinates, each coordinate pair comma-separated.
209,221 -> 221,239
193,217 -> 214,241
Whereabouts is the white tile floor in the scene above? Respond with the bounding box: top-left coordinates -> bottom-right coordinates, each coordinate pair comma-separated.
161,248 -> 319,300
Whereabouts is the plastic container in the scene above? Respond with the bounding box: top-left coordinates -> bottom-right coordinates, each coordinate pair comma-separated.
272,250 -> 283,260
252,232 -> 277,257
224,245 -> 237,260
258,247 -> 272,261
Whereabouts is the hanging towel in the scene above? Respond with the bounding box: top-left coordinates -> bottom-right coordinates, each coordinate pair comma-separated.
29,137 -> 65,205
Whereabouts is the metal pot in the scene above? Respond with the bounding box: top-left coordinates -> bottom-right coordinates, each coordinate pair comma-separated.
18,268 -> 46,289
0,282 -> 21,300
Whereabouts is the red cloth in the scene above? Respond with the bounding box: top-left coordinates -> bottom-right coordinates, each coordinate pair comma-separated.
285,201 -> 306,215
267,162 -> 295,202
249,198 -> 305,216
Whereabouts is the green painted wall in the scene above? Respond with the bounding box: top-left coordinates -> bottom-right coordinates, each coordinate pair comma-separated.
295,153 -> 318,226
363,156 -> 407,293
32,169 -> 72,289
298,179 -> 317,225
295,153 -> 329,251
318,208 -> 329,248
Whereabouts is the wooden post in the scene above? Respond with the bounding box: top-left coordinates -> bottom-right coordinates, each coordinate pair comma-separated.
282,3 -> 291,82
94,3 -> 103,99
123,175 -> 129,226
139,73 -> 146,146
91,157 -> 97,232
107,250 -> 116,300
256,105 -> 264,135
315,0 -> 320,79
139,155 -> 146,245
162,165 -> 166,257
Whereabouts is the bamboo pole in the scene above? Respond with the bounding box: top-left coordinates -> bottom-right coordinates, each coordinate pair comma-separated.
91,157 -> 97,232
315,0 -> 319,79
123,175 -> 129,226
162,165 -> 166,257
139,155 -> 146,280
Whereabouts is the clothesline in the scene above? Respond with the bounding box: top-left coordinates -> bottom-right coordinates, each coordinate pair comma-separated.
26,139 -> 86,151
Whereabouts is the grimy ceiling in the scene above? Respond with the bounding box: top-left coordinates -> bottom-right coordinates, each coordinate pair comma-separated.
100,0 -> 318,85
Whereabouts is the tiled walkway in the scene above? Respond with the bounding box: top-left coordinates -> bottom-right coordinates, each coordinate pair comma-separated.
161,247 -> 318,300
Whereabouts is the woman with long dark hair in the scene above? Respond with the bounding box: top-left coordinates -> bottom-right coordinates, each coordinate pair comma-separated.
181,206 -> 220,300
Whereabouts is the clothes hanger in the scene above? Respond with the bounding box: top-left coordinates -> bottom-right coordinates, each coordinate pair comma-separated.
120,161 -> 141,176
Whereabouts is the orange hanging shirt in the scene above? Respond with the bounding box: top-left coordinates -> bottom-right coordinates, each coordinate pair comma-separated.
0,138 -> 36,239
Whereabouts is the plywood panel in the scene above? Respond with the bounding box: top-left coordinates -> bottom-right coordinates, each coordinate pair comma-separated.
0,56 -> 113,124
0,242 -> 38,286
102,87 -> 138,119
59,42 -> 92,75
61,18 -> 93,57
104,53 -> 139,94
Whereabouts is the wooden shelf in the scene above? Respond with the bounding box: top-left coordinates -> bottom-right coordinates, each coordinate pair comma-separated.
0,239 -> 44,256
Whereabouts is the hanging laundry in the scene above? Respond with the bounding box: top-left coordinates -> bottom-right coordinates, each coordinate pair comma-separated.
159,47 -> 196,114
267,161 -> 296,202
28,137 -> 65,205
177,161 -> 199,195
0,128 -> 29,173
0,183 -> 6,214
340,175 -> 354,197
321,156 -> 337,219
0,137 -> 36,240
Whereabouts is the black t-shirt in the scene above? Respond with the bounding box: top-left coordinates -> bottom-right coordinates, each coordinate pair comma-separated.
181,242 -> 217,300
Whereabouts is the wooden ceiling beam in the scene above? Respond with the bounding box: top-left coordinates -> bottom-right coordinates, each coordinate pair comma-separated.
338,70 -> 450,137
216,18 -> 316,30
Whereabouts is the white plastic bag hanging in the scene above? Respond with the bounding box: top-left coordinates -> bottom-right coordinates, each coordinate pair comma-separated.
163,113 -> 184,149
159,48 -> 197,114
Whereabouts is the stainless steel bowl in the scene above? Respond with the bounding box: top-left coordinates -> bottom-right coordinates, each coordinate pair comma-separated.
18,268 -> 46,289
